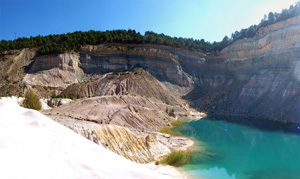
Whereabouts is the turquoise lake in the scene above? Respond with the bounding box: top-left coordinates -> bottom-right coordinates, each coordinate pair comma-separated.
175,119 -> 300,179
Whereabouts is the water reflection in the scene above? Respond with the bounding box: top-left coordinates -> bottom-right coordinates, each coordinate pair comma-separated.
177,119 -> 300,179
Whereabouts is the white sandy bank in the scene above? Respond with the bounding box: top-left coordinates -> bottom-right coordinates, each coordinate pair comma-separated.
0,97 -> 185,179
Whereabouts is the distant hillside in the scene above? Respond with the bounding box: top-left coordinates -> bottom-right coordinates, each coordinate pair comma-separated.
0,30 -> 216,55
1,1 -> 299,56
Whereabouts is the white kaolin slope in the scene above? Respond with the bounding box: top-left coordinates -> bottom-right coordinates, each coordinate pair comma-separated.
0,98 -> 184,179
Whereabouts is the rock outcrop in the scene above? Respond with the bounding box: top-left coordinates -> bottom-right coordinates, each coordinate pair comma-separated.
23,53 -> 83,87
0,48 -> 36,82
79,45 -> 194,88
47,98 -> 72,107
62,68 -> 183,105
220,16 -> 300,61
43,95 -> 196,131
93,125 -> 170,163
0,48 -> 36,95
48,115 -> 193,163
185,16 -> 300,128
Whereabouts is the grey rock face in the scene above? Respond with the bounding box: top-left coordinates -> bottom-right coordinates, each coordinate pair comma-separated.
23,53 -> 83,87
79,45 -> 193,87
186,16 -> 300,128
76,17 -> 300,127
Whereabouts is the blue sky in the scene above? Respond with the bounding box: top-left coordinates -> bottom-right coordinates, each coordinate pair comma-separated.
0,0 -> 298,42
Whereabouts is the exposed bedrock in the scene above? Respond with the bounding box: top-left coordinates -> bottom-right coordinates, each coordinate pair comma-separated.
9,16 -> 299,127
79,45 -> 194,88
22,53 -> 83,87
47,115 -> 193,163
186,16 -> 300,127
44,95 -> 196,131
61,68 -> 183,105
0,48 -> 36,95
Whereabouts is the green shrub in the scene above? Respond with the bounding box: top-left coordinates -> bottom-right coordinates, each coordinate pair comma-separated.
23,90 -> 41,110
170,120 -> 182,127
63,94 -> 69,99
159,150 -> 191,167
159,127 -> 181,136
52,93 -> 78,100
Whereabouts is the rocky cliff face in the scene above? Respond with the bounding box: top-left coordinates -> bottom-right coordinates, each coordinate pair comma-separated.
187,16 -> 300,128
0,48 -> 36,95
23,53 -> 83,87
220,16 -> 300,61
11,45 -> 197,96
79,45 -> 193,88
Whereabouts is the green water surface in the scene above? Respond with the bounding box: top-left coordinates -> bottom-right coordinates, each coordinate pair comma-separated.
176,119 -> 300,179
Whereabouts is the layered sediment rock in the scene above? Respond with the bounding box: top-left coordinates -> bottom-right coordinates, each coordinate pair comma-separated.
0,48 -> 36,95
62,68 -> 183,105
43,95 -> 196,131
23,53 -> 83,87
79,45 -> 193,88
187,16 -> 300,126
93,125 -> 170,163
48,115 -> 193,163
0,48 -> 36,82
220,16 -> 300,61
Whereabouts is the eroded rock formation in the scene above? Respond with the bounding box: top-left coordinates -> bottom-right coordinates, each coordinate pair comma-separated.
187,16 -> 300,128
49,115 -> 193,163
61,68 -> 183,105
43,95 -> 197,131
23,53 -> 83,87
